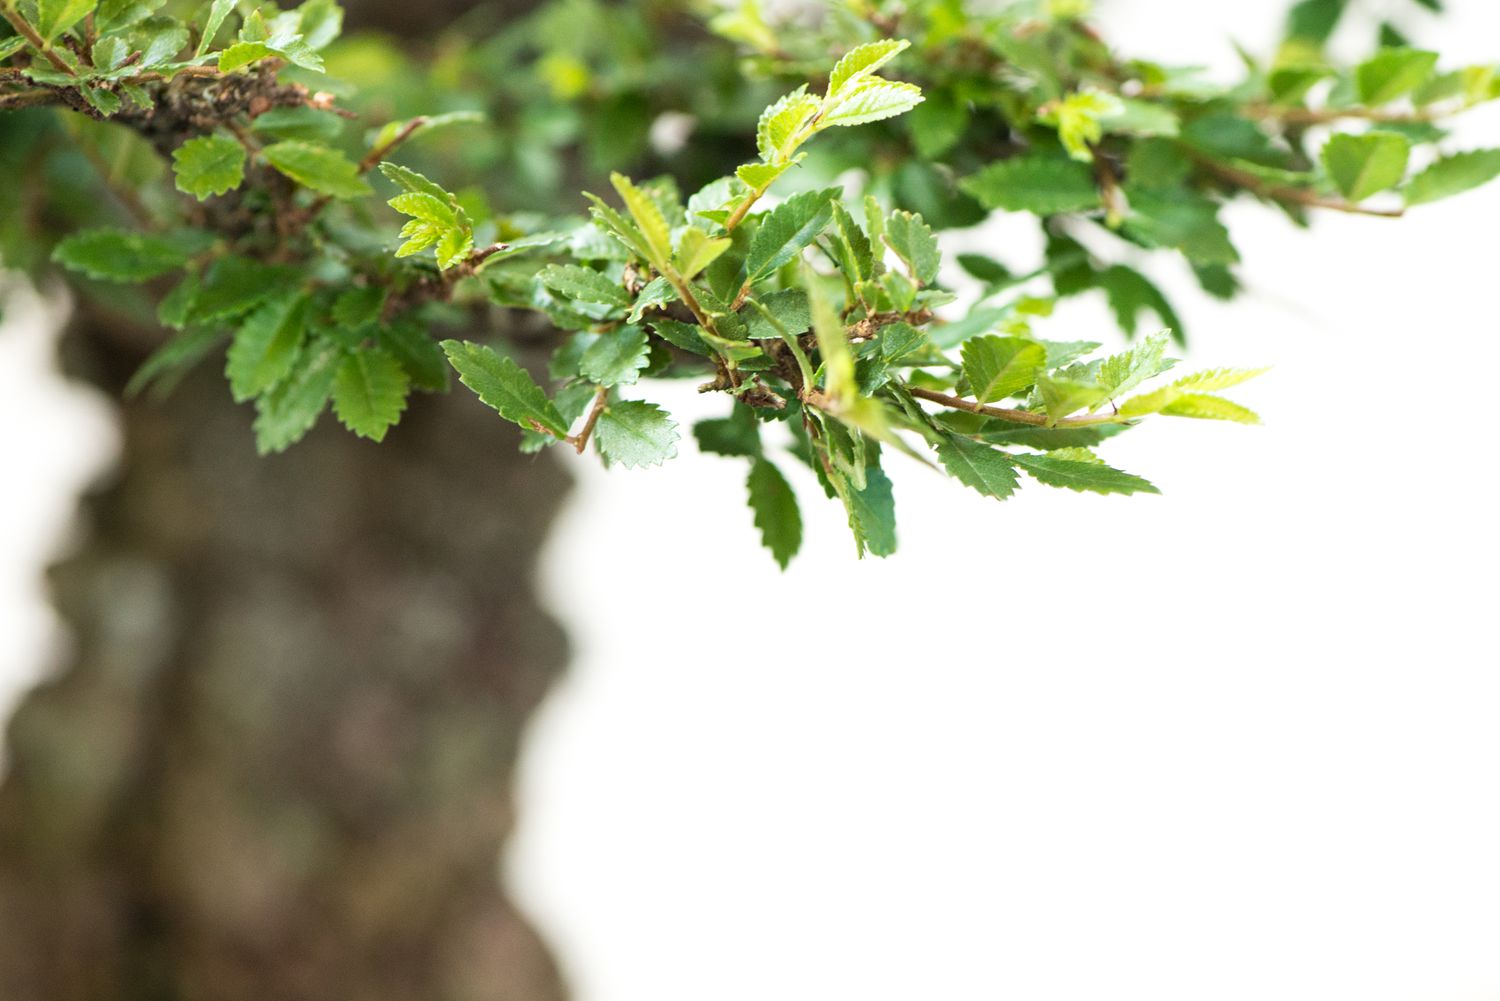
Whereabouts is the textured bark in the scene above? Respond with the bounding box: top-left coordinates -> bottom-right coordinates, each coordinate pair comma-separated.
0,307 -> 573,1000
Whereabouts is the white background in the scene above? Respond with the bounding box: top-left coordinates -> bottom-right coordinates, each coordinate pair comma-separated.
4,3 -> 1500,1000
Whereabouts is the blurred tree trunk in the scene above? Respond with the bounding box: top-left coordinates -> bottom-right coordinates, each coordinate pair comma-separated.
0,305 -> 572,1001
0,2 -> 573,998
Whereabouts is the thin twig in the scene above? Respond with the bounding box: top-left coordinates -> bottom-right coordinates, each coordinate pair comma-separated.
1245,102 -> 1446,127
1194,155 -> 1404,218
907,386 -> 1132,429
568,386 -> 609,454
359,116 -> 427,173
0,4 -> 76,76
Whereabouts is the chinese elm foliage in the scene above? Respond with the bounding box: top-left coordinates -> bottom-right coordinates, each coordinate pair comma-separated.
4,0 -> 1499,566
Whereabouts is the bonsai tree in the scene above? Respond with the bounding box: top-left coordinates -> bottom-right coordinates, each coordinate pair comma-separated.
1,0 -> 1496,996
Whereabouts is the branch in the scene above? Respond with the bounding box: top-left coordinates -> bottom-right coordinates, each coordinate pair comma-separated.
1245,102 -> 1448,127
567,386 -> 609,453
907,386 -> 1133,429
1193,155 -> 1404,219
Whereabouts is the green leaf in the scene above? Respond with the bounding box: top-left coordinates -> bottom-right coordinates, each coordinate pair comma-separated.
331,286 -> 387,330
756,86 -> 819,161
674,227 -> 731,280
744,187 -> 837,283
262,141 -> 372,199
441,340 -> 567,437
333,348 -> 410,442
1094,330 -> 1173,404
1033,372 -> 1108,421
578,327 -> 650,387
225,292 -> 308,402
191,257 -> 294,322
538,264 -> 630,308
171,134 -> 246,200
883,210 -> 939,284
828,39 -> 910,95
936,434 -> 1019,501
694,409 -> 760,457
1040,88 -> 1123,162
253,343 -> 340,455
378,318 -> 448,392
1009,452 -> 1159,495
379,161 -> 453,199
217,40 -> 276,72
821,80 -> 924,128
35,0 -> 96,41
1404,148 -> 1500,206
843,462 -> 897,558
124,326 -> 225,399
1356,48 -> 1439,105
1123,188 -> 1238,266
196,0 -> 237,56
960,156 -> 1100,215
595,400 -> 679,468
747,458 -> 802,569
1321,131 -> 1411,201
961,335 -> 1046,403
51,227 -> 192,282
1170,367 -> 1270,392
252,106 -> 346,143
609,173 -> 673,269
628,276 -> 676,322
0,36 -> 28,61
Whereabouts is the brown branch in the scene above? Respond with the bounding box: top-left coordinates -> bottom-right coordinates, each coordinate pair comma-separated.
359,116 -> 427,173
0,5 -> 76,76
1193,155 -> 1404,219
567,386 -> 609,454
1245,103 -> 1445,127
907,386 -> 1132,429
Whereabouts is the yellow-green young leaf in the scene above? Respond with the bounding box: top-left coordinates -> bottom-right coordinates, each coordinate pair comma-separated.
252,344 -> 340,455
820,80 -> 924,128
226,293 -> 308,402
1117,384 -> 1178,418
745,188 -> 838,284
960,156 -> 1100,215
51,227 -> 193,282
1158,393 -> 1260,423
332,348 -> 410,442
539,264 -> 631,308
578,327 -> 650,387
196,0 -> 237,56
736,161 -> 791,192
674,227 -> 731,280
171,134 -> 246,200
1040,89 -> 1123,162
746,458 -> 802,569
35,0 -> 96,41
217,41 -> 275,72
1034,373 -> 1108,421
1322,131 -> 1411,201
1405,148 -> 1500,206
1009,452 -> 1158,495
609,173 -> 673,270
595,400 -> 679,468
388,191 -> 458,228
378,161 -> 453,199
935,434 -> 1019,501
1356,48 -> 1439,105
441,340 -> 568,437
0,36 -> 27,60
1170,367 -> 1269,392
1094,329 -> 1173,406
827,39 -> 910,95
262,141 -> 372,199
755,86 -> 819,161
961,335 -> 1046,403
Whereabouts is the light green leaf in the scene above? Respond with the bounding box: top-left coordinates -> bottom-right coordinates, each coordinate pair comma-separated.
1405,148 -> 1500,205
821,79 -> 924,127
578,327 -> 650,387
756,86 -> 819,161
609,173 -> 673,270
1094,330 -> 1173,405
960,155 -> 1100,215
1009,452 -> 1158,495
1034,372 -> 1108,421
628,276 -> 677,322
1322,131 -> 1411,201
331,286 -> 387,330
217,40 -> 276,72
936,434 -> 1019,501
1170,367 -> 1269,392
539,264 -> 630,308
595,400 -> 679,468
226,292 -> 308,402
744,187 -> 837,283
35,0 -> 96,41
196,0 -> 237,56
51,227 -> 193,281
747,458 -> 802,569
962,335 -> 1046,403
1356,48 -> 1439,105
883,210 -> 939,284
441,340 -> 568,437
171,134 -> 246,200
333,348 -> 410,442
674,227 -> 731,280
262,141 -> 372,199
828,38 -> 910,95
253,344 -> 340,455
1158,393 -> 1260,423
1040,88 -> 1123,162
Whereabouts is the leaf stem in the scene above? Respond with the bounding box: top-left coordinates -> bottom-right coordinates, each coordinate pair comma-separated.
1193,155 -> 1404,218
0,4 -> 76,76
567,386 -> 609,454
